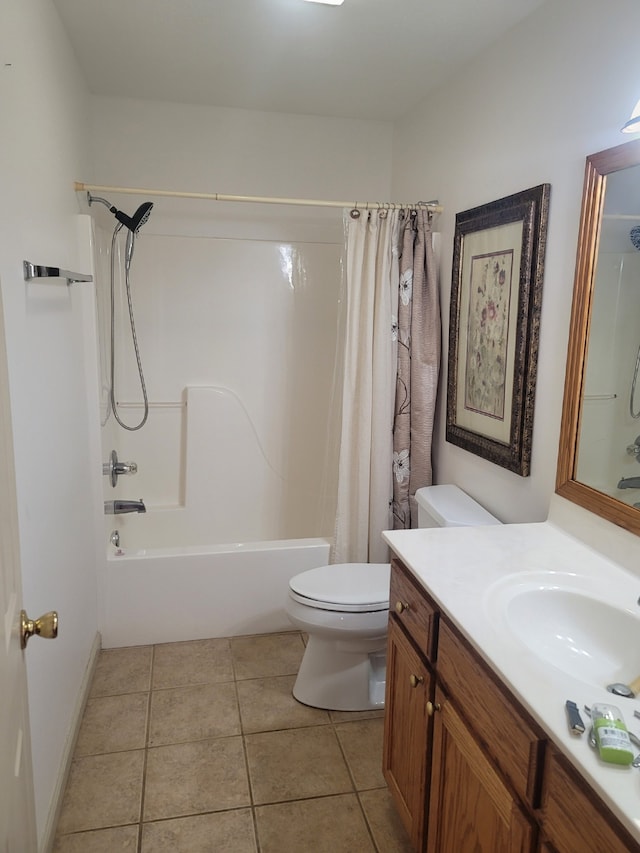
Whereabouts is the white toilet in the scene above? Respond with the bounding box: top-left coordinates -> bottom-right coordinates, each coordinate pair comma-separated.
286,484 -> 501,711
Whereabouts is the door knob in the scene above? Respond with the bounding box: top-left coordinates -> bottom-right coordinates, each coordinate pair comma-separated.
409,674 -> 424,688
20,610 -> 58,649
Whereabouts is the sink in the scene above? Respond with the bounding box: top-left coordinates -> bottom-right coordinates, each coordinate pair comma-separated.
485,573 -> 640,687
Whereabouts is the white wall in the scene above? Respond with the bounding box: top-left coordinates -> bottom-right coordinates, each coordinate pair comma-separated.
88,96 -> 394,204
0,1 -> 101,846
391,0 -> 640,524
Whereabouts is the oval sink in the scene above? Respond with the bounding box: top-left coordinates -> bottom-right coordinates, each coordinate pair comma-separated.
486,574 -> 640,688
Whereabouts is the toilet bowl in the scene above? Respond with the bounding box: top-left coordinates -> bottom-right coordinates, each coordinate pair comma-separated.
286,562 -> 390,711
286,484 -> 501,711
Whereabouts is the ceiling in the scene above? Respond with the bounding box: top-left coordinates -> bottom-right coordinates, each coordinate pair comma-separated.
52,0 -> 547,122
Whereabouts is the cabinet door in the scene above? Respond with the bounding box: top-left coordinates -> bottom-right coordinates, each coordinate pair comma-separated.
541,749 -> 637,853
427,687 -> 536,853
383,617 -> 433,849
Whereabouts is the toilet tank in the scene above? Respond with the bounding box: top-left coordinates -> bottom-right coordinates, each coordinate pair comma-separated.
415,484 -> 501,528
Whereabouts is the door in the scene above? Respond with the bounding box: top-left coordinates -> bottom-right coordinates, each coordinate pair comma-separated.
427,686 -> 535,853
383,617 -> 433,849
0,280 -> 38,851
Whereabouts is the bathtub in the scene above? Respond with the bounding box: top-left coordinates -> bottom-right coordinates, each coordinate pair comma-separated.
100,537 -> 331,648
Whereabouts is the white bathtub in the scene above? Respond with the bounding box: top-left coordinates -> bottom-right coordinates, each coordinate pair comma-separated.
100,537 -> 331,648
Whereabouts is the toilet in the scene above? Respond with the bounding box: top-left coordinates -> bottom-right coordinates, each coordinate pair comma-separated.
285,484 -> 501,711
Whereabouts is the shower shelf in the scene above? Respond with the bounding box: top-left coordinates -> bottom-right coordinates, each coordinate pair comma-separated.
23,260 -> 93,285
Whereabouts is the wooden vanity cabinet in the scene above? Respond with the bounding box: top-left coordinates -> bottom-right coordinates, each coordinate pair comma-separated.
383,617 -> 433,848
540,749 -> 638,853
384,558 -> 639,853
383,559 -> 439,847
427,683 -> 536,853
437,620 -> 544,809
387,556 -> 439,659
385,557 -> 538,851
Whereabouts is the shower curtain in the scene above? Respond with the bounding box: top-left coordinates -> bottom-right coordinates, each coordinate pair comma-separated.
332,208 -> 440,563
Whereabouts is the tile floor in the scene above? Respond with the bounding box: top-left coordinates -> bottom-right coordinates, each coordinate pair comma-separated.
53,631 -> 413,852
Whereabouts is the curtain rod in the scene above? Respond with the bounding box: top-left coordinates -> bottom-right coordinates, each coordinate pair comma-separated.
74,182 -> 442,214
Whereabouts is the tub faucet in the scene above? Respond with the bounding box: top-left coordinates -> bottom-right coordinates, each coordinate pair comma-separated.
104,499 -> 146,515
617,476 -> 640,489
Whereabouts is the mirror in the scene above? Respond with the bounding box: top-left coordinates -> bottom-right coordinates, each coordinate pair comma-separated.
557,138 -> 640,536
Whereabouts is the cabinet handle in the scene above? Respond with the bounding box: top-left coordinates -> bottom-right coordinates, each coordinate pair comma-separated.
409,674 -> 424,688
426,701 -> 441,716
395,600 -> 410,614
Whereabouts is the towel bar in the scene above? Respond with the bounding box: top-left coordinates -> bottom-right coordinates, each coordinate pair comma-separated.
23,260 -> 92,284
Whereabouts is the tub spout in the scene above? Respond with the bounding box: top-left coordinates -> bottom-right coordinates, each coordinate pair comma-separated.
104,499 -> 146,515
617,476 -> 640,490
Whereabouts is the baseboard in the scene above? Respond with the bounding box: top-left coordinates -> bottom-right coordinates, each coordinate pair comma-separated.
39,631 -> 102,853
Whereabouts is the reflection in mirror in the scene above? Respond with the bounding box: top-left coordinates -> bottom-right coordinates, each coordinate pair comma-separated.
557,139 -> 640,536
578,164 -> 640,503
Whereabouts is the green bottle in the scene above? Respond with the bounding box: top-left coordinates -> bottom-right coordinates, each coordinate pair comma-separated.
591,703 -> 635,766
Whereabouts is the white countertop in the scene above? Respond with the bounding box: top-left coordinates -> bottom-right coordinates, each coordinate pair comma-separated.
383,519 -> 640,844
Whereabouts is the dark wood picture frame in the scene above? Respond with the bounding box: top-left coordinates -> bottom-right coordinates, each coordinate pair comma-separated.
446,184 -> 550,476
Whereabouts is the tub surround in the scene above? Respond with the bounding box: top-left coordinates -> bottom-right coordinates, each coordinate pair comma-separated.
383,496 -> 640,846
98,226 -> 342,551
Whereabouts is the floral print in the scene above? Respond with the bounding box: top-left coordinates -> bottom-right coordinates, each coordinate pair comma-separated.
399,268 -> 413,306
393,449 -> 410,483
464,251 -> 512,420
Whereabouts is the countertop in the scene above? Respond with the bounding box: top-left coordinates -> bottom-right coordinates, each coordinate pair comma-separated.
382,519 -> 640,845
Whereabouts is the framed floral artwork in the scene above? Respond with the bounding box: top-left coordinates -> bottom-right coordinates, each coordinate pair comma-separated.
446,184 -> 550,476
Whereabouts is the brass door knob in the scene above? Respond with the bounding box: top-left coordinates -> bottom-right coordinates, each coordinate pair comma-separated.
395,601 -> 410,614
426,701 -> 441,716
409,674 -> 424,688
20,610 -> 58,649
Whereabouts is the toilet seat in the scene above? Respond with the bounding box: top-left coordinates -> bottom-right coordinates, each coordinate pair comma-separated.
289,563 -> 390,613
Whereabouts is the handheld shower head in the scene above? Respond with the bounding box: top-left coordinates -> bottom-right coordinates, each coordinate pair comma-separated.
630,225 -> 640,250
116,202 -> 154,234
88,194 -> 153,233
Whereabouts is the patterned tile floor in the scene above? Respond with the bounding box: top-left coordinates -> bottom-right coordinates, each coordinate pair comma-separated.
53,631 -> 413,852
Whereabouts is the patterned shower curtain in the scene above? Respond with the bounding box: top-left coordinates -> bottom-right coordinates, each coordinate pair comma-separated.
332,207 -> 440,563
392,208 -> 440,529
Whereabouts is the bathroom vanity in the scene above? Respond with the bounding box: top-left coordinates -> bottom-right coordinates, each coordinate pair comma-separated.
382,514 -> 640,852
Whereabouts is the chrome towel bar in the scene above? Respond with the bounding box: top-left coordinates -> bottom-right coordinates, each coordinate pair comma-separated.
23,260 -> 92,284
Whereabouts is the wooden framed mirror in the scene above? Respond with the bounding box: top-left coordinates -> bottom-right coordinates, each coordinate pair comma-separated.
557,137 -> 640,536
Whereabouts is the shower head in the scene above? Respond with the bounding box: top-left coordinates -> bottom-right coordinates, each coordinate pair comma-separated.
117,202 -> 153,234
630,225 -> 640,250
88,193 -> 153,234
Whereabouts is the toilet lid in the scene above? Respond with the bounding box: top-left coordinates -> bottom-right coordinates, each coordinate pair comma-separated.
289,563 -> 391,613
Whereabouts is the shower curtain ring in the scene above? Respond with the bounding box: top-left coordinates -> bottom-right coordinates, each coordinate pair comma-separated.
350,205 -> 360,219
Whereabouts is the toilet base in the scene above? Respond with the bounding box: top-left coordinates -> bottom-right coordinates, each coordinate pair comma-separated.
292,635 -> 387,711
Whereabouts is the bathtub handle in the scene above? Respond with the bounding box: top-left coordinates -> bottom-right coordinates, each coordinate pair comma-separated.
103,449 -> 138,487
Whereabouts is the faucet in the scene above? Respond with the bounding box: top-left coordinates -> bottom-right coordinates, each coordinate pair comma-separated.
617,476 -> 640,489
104,499 -> 146,515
